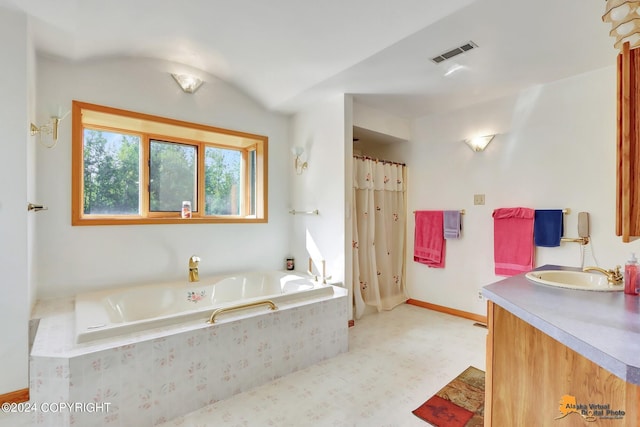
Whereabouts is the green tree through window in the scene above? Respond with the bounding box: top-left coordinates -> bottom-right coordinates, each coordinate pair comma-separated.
73,101 -> 267,225
83,130 -> 140,215
83,130 -> 245,216
150,140 -> 197,212
205,146 -> 241,215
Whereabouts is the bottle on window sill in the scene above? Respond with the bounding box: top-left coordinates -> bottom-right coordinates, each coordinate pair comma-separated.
181,201 -> 192,219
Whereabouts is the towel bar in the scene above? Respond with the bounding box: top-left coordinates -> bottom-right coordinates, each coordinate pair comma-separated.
207,300 -> 277,324
560,237 -> 589,245
413,209 -> 465,215
289,209 -> 319,215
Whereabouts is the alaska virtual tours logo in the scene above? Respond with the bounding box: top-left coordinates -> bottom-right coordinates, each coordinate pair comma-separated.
555,395 -> 625,422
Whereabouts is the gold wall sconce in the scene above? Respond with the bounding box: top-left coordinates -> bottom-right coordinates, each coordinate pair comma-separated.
30,116 -> 64,149
464,134 -> 495,152
292,146 -> 308,174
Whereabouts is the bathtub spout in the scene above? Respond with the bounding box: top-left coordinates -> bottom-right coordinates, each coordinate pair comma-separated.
189,255 -> 200,282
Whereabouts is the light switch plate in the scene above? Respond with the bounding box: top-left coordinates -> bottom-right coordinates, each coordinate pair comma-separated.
474,194 -> 485,205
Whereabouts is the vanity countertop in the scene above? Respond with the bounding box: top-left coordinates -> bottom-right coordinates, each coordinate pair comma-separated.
482,264 -> 640,385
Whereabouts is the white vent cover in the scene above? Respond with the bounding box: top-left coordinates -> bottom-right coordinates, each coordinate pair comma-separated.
431,41 -> 477,64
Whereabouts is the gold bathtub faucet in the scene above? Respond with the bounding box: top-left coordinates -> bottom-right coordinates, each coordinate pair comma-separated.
189,255 -> 200,282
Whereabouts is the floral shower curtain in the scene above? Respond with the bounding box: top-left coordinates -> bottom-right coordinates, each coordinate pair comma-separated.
352,156 -> 407,320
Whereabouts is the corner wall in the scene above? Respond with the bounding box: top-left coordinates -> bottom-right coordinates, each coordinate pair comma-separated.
289,94 -> 351,318
27,12 -> 38,316
0,6 -> 30,395
400,66 -> 632,316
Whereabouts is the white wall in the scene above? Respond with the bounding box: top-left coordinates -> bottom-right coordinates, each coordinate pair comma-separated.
353,102 -> 410,141
27,17 -> 37,315
399,66 -> 633,316
344,96 -> 354,319
352,102 -> 409,161
353,140 -> 403,161
36,56 -> 291,299
0,6 -> 30,395
289,94 -> 351,317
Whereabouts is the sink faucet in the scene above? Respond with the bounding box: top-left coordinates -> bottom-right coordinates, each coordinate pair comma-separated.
583,265 -> 623,285
189,255 -> 200,282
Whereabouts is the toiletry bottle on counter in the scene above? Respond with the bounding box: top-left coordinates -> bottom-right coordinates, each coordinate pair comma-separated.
624,253 -> 639,295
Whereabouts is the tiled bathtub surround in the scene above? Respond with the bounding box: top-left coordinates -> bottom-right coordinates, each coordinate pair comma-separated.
160,303 -> 487,426
1,304 -> 486,427
29,287 -> 348,426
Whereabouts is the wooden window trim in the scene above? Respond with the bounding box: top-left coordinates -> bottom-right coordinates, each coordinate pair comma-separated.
71,100 -> 268,226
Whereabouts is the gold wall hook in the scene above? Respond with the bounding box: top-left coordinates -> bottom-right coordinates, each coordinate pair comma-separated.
27,203 -> 48,212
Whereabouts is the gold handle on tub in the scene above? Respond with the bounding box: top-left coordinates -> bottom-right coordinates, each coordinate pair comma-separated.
207,300 -> 278,324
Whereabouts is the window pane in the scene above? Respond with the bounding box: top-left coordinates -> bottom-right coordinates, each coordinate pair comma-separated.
150,140 -> 197,212
249,150 -> 256,216
73,101 -> 268,225
205,146 -> 241,215
83,129 -> 141,215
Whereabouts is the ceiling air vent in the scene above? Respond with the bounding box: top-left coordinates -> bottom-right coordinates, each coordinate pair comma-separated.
431,41 -> 478,64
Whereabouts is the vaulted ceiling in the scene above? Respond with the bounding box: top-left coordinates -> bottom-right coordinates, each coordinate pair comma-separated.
2,0 -> 616,118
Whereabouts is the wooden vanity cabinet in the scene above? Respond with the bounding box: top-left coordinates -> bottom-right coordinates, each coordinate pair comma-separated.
485,301 -> 640,426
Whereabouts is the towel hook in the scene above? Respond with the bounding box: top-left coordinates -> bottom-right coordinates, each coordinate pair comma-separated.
27,203 -> 48,212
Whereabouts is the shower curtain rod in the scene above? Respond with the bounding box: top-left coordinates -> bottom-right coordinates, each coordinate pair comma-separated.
353,155 -> 406,167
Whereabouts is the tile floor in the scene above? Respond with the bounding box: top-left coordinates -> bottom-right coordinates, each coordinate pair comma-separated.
0,303 -> 487,427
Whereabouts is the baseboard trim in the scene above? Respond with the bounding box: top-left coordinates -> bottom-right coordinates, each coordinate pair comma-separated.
0,388 -> 29,404
406,299 -> 487,324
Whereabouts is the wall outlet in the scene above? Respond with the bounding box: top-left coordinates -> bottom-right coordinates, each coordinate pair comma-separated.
477,289 -> 484,300
474,194 -> 485,205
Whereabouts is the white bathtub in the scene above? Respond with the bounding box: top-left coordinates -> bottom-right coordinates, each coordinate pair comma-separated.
75,271 -> 334,343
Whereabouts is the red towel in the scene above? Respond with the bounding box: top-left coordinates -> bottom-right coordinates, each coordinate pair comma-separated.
414,211 -> 446,268
493,207 -> 535,276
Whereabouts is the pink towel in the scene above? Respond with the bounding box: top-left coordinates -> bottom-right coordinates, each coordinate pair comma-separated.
492,207 -> 535,276
414,211 -> 446,268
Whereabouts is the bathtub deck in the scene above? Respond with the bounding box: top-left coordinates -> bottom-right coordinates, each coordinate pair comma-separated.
29,286 -> 348,426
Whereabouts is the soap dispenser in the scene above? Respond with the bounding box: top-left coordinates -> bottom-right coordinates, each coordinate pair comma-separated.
624,253 -> 639,295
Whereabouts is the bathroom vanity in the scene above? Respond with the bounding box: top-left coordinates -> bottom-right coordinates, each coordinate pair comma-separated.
482,265 -> 640,426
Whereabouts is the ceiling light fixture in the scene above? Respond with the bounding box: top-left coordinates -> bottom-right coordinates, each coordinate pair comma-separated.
603,0 -> 640,49
171,73 -> 204,94
464,135 -> 495,152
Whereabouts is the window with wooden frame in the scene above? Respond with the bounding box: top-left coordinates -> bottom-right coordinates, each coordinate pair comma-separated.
72,101 -> 268,225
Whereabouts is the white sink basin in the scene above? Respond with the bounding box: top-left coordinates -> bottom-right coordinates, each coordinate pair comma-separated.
525,270 -> 624,292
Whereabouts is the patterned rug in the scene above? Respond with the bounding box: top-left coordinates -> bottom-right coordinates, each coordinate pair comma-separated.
412,366 -> 485,427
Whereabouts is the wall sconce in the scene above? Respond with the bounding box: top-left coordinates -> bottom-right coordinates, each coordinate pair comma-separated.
30,117 -> 62,149
292,146 -> 308,174
603,0 -> 640,50
171,73 -> 204,93
464,135 -> 495,152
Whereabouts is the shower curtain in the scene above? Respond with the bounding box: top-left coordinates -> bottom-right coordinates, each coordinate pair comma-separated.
352,156 -> 407,319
